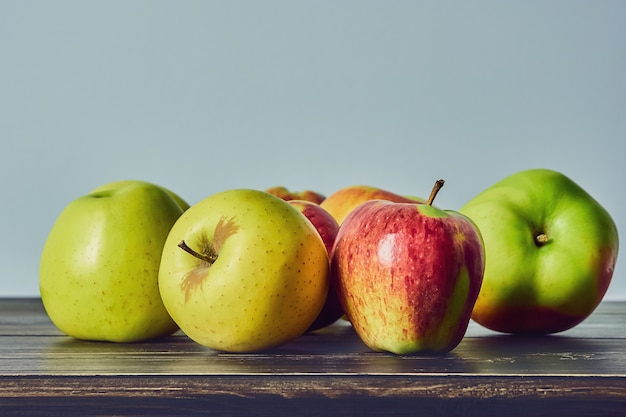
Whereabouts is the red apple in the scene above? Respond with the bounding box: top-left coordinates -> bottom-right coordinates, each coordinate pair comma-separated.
288,200 -> 344,331
265,186 -> 326,205
288,200 -> 338,254
320,185 -> 425,225
331,180 -> 485,354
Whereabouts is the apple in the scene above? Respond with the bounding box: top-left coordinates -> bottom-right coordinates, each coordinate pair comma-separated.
158,189 -> 329,352
287,200 -> 339,255
287,200 -> 344,331
460,168 -> 619,334
265,186 -> 326,204
320,185 -> 425,225
39,180 -> 186,342
91,179 -> 190,211
331,180 -> 485,354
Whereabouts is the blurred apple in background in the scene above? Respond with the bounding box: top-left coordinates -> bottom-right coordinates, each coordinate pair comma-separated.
158,189 -> 329,352
39,180 -> 186,342
265,186 -> 326,204
288,199 -> 343,331
320,185 -> 425,225
331,180 -> 485,354
460,168 -> 619,334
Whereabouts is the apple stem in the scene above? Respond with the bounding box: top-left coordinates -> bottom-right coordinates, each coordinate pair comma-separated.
426,179 -> 445,206
535,233 -> 549,246
178,240 -> 217,264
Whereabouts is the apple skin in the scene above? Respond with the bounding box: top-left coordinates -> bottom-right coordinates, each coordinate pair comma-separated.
287,200 -> 339,254
320,185 -> 425,225
91,179 -> 190,211
287,200 -> 344,331
460,168 -> 619,334
158,189 -> 329,353
265,186 -> 326,204
39,181 -> 185,342
331,198 -> 485,354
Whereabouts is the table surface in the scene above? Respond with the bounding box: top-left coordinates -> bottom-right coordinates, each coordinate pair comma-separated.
0,298 -> 624,417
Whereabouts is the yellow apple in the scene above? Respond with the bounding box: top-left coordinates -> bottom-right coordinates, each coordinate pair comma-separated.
158,189 -> 329,352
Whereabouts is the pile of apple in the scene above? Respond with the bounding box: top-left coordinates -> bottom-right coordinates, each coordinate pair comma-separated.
39,169 -> 619,354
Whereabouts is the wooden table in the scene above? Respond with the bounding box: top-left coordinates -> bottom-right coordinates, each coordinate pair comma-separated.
0,298 -> 624,416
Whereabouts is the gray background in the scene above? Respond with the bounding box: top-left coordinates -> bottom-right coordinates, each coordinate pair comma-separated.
1,1 -> 624,299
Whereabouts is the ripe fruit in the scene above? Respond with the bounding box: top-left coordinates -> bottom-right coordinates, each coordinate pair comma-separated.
265,186 -> 326,204
158,189 -> 329,352
320,185 -> 424,225
331,180 -> 485,354
39,180 -> 185,342
460,168 -> 619,334
288,199 -> 343,331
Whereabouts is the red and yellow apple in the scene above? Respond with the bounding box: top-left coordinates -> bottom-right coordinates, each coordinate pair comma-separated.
265,186 -> 326,205
320,185 -> 425,225
331,180 -> 485,354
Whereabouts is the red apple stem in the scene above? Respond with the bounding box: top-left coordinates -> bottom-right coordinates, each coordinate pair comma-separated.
178,240 -> 217,264
426,179 -> 445,206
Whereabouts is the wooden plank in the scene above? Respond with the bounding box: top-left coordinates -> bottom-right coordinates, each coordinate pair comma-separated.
1,335 -> 625,376
0,300 -> 624,377
0,298 -> 624,416
0,375 -> 624,416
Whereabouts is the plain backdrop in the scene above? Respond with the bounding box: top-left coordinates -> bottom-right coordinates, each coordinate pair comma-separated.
1,1 -> 624,299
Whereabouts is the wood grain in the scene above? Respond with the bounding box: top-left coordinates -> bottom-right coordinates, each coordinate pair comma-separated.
0,298 -> 624,416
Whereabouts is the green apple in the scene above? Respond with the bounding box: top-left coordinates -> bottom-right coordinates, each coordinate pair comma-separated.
460,168 -> 619,334
158,189 -> 329,352
39,180 -> 187,342
91,179 -> 190,211
320,185 -> 425,225
331,180 -> 485,354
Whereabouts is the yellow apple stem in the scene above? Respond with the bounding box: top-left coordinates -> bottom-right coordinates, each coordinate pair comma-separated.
178,240 -> 217,264
426,179 -> 445,206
